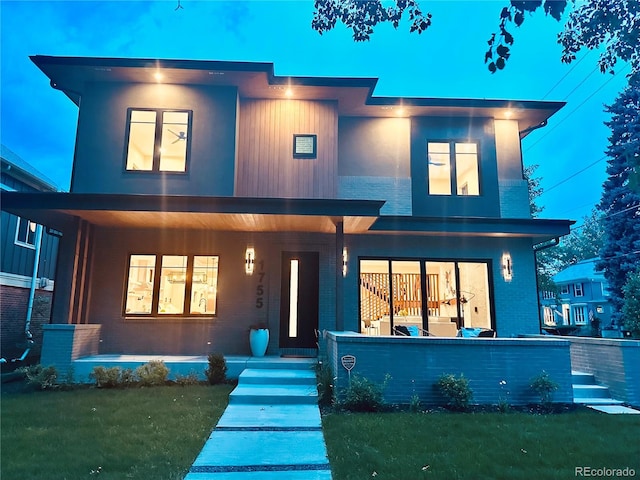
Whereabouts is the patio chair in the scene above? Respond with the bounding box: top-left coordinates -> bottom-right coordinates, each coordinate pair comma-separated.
477,329 -> 496,338
393,325 -> 411,336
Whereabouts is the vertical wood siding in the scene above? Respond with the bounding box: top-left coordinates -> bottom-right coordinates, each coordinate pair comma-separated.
236,99 -> 338,198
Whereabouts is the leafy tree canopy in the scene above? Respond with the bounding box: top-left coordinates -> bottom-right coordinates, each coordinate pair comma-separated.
311,0 -> 640,81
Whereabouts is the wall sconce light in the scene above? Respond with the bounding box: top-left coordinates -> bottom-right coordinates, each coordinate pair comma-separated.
29,221 -> 37,233
502,253 -> 513,282
245,247 -> 255,275
342,247 -> 348,277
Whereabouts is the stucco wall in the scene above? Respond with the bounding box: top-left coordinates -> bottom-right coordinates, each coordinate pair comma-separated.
325,331 -> 573,405
72,82 -> 237,196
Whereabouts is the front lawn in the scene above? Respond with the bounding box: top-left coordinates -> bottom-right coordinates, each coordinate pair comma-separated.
322,410 -> 640,479
1,384 -> 232,480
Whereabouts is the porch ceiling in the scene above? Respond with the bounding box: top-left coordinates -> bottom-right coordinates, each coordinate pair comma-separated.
0,192 -> 383,234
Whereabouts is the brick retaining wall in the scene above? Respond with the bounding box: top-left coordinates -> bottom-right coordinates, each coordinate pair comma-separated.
325,332 -> 573,406
40,324 -> 101,377
567,337 -> 640,407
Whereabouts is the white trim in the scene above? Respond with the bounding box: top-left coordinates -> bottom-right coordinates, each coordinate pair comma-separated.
0,272 -> 54,291
14,217 -> 36,249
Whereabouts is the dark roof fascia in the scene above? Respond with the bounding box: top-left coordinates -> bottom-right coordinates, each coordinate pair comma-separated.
30,55 -> 380,102
0,191 -> 385,217
370,215 -> 574,237
366,96 -> 565,113
30,55 -> 562,115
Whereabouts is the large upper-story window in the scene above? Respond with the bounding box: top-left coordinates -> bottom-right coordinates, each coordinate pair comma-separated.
125,109 -> 191,173
427,142 -> 479,196
124,254 -> 218,317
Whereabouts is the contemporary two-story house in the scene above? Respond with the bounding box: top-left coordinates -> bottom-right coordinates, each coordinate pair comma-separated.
2,55 -> 573,358
1,145 -> 59,363
540,258 -> 613,335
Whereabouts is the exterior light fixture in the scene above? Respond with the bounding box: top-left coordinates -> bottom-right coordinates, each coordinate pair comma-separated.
342,247 -> 348,277
502,253 -> 513,282
154,71 -> 163,82
29,221 -> 37,233
285,87 -> 293,98
245,247 -> 255,275
504,109 -> 513,119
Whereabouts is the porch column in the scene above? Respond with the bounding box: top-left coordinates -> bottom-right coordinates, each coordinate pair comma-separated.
335,221 -> 344,331
50,217 -> 92,325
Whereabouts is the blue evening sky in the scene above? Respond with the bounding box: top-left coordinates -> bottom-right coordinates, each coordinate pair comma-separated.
0,0 -> 630,226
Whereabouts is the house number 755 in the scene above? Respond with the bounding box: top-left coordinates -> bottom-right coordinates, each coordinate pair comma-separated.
255,260 -> 266,309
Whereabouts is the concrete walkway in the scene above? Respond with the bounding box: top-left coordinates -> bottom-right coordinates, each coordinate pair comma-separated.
184,358 -> 333,480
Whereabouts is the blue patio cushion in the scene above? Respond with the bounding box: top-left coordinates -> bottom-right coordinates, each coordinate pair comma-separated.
407,325 -> 420,336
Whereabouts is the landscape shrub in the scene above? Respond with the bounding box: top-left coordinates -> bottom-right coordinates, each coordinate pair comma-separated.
90,366 -> 122,388
530,370 -> 559,406
175,372 -> 201,386
316,361 -> 334,408
19,364 -> 58,390
135,360 -> 169,386
339,374 -> 389,412
436,373 -> 473,411
205,353 -> 227,385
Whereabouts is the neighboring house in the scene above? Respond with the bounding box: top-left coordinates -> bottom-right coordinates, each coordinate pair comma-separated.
540,258 -> 613,334
1,55 -> 573,358
1,144 -> 59,362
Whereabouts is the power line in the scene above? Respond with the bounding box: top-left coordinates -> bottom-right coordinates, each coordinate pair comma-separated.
541,51 -> 593,100
540,156 -> 607,195
523,63 -> 630,153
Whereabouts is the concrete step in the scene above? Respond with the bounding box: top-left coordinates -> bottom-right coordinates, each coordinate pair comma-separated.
571,371 -> 596,385
185,470 -> 333,480
239,368 -> 317,386
229,384 -> 318,405
573,384 -> 613,399
574,397 -> 625,405
216,404 -> 322,429
245,358 -> 316,370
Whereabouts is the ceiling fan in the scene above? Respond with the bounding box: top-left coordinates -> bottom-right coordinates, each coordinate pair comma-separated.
168,129 -> 187,144
427,154 -> 446,166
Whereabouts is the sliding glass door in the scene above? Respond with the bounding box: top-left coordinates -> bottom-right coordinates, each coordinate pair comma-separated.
359,258 -> 494,337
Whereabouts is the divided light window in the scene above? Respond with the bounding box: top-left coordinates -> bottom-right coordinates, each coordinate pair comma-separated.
125,109 -> 191,173
124,254 -> 218,317
427,142 -> 480,196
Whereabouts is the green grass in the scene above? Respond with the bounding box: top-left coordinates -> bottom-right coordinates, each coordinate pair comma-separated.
322,410 -> 640,480
1,384 -> 233,480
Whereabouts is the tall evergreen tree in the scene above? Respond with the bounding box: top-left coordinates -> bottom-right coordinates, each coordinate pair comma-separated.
597,78 -> 640,323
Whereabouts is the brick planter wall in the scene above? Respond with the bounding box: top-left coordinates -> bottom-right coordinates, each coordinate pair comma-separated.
568,337 -> 640,407
0,285 -> 52,361
40,324 -> 101,377
325,332 -> 573,406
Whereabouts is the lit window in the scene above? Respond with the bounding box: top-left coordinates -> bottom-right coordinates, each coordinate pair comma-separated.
543,306 -> 555,325
124,254 -> 218,317
574,283 -> 584,297
159,256 -> 187,314
125,109 -> 190,172
125,255 -> 156,314
427,142 -> 479,196
15,217 -> 36,248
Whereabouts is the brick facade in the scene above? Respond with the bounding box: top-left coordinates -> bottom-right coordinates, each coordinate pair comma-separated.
568,337 -> 640,407
325,331 -> 573,406
0,284 -> 52,361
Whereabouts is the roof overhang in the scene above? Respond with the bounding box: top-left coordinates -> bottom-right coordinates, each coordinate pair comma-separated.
369,215 -> 574,242
30,55 -> 564,135
0,192 -> 384,234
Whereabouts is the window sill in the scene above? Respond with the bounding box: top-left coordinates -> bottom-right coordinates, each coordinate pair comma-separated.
124,315 -> 216,322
